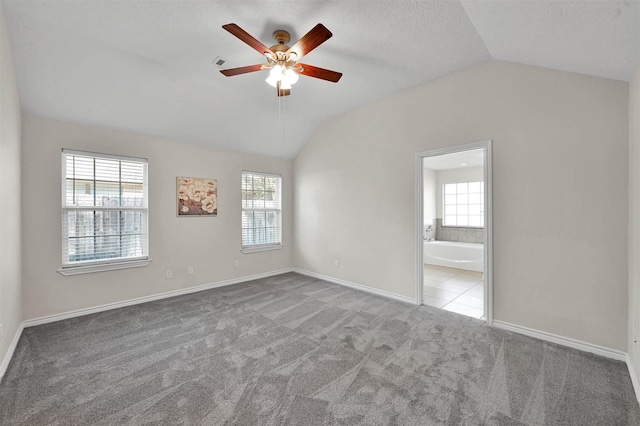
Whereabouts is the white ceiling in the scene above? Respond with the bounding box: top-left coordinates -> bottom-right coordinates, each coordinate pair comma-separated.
423,148 -> 485,170
2,1 -> 639,159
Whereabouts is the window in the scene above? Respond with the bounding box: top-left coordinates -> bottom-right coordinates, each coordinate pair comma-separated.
241,171 -> 282,251
443,181 -> 484,227
61,149 -> 149,274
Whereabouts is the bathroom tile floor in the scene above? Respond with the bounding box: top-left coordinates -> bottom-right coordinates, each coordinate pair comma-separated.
423,264 -> 484,320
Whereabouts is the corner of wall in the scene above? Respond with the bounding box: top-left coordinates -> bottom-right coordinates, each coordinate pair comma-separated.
0,3 -> 24,380
628,57 -> 640,404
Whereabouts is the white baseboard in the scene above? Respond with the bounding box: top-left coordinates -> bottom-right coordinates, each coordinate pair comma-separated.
5,268 -> 634,393
0,322 -> 25,381
292,268 -> 417,305
290,272 -> 627,365
493,320 -> 626,362
23,268 -> 294,328
627,355 -> 640,405
3,267 -> 410,382
2,269 -> 293,380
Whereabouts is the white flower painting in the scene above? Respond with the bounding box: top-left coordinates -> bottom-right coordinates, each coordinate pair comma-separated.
177,176 -> 218,216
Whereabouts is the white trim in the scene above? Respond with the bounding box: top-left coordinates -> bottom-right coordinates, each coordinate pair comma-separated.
241,171 -> 283,249
0,322 -> 25,381
24,268 -> 293,328
493,320 -> 626,361
4,270 -> 637,396
58,259 -> 151,276
627,355 -> 640,405
2,269 -> 292,380
241,170 -> 281,179
415,150 -> 424,306
62,148 -> 148,163
292,268 -> 417,305
61,149 -> 149,268
442,180 -> 484,228
63,206 -> 148,212
415,140 -> 494,323
484,141 -> 494,325
241,244 -> 283,254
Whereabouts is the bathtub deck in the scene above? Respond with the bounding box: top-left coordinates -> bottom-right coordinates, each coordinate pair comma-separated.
423,264 -> 484,319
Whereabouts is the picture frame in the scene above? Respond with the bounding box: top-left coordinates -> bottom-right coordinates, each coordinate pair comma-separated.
176,176 -> 218,216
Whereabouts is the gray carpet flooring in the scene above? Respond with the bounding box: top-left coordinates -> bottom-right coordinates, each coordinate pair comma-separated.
1,272 -> 639,425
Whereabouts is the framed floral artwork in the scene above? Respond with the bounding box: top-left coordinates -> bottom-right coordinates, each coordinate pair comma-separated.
177,177 -> 218,216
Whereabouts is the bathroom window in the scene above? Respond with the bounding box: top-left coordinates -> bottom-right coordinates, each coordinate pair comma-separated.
241,171 -> 282,252
60,149 -> 149,274
443,181 -> 484,227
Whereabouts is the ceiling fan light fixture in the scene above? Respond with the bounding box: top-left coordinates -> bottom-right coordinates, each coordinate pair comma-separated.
266,65 -> 283,87
283,68 -> 299,85
265,74 -> 279,87
265,64 -> 298,89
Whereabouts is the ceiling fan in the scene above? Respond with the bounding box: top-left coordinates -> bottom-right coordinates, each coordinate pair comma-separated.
220,23 -> 342,97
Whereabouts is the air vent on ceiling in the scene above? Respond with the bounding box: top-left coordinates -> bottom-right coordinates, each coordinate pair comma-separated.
212,56 -> 228,68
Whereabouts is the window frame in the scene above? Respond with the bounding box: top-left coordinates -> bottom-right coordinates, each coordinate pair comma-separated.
241,170 -> 282,253
58,149 -> 150,275
442,180 -> 484,228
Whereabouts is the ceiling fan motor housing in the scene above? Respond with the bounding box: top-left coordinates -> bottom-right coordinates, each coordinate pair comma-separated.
270,30 -> 291,57
272,30 -> 290,44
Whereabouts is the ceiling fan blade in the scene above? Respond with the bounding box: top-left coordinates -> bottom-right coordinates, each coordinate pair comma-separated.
220,64 -> 264,77
297,63 -> 342,83
222,23 -> 273,57
286,23 -> 332,59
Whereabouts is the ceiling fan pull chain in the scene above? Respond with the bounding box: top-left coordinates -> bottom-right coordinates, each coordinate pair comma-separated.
278,95 -> 286,144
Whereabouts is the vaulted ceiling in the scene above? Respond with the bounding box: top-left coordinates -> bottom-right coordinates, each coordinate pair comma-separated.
3,1 -> 639,158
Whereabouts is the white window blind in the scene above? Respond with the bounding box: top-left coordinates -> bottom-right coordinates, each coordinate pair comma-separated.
61,149 -> 149,269
241,171 -> 282,248
443,181 -> 484,227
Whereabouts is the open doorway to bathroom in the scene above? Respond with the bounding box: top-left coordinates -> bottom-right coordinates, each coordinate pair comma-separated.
416,141 -> 493,323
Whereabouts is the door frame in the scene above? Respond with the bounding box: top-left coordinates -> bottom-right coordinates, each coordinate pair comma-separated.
415,140 -> 494,324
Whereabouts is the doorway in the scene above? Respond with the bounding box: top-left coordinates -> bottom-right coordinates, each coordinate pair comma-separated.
415,141 -> 493,324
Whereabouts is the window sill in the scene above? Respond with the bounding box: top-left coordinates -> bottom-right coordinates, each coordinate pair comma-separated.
57,259 -> 151,276
241,245 -> 282,254
441,226 -> 484,229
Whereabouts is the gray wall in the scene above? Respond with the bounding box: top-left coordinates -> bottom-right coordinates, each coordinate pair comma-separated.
294,60 -> 629,351
0,5 -> 22,372
423,167 -> 436,239
21,115 -> 293,320
628,59 -> 640,392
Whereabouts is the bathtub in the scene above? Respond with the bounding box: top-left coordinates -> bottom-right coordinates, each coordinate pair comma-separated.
423,241 -> 484,272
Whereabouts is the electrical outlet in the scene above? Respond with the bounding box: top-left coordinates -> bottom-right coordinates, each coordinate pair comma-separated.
165,269 -> 172,279
334,259 -> 339,268
188,266 -> 194,275
234,260 -> 239,268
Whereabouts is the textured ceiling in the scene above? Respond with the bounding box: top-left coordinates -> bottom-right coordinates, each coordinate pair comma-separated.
2,1 -> 639,159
